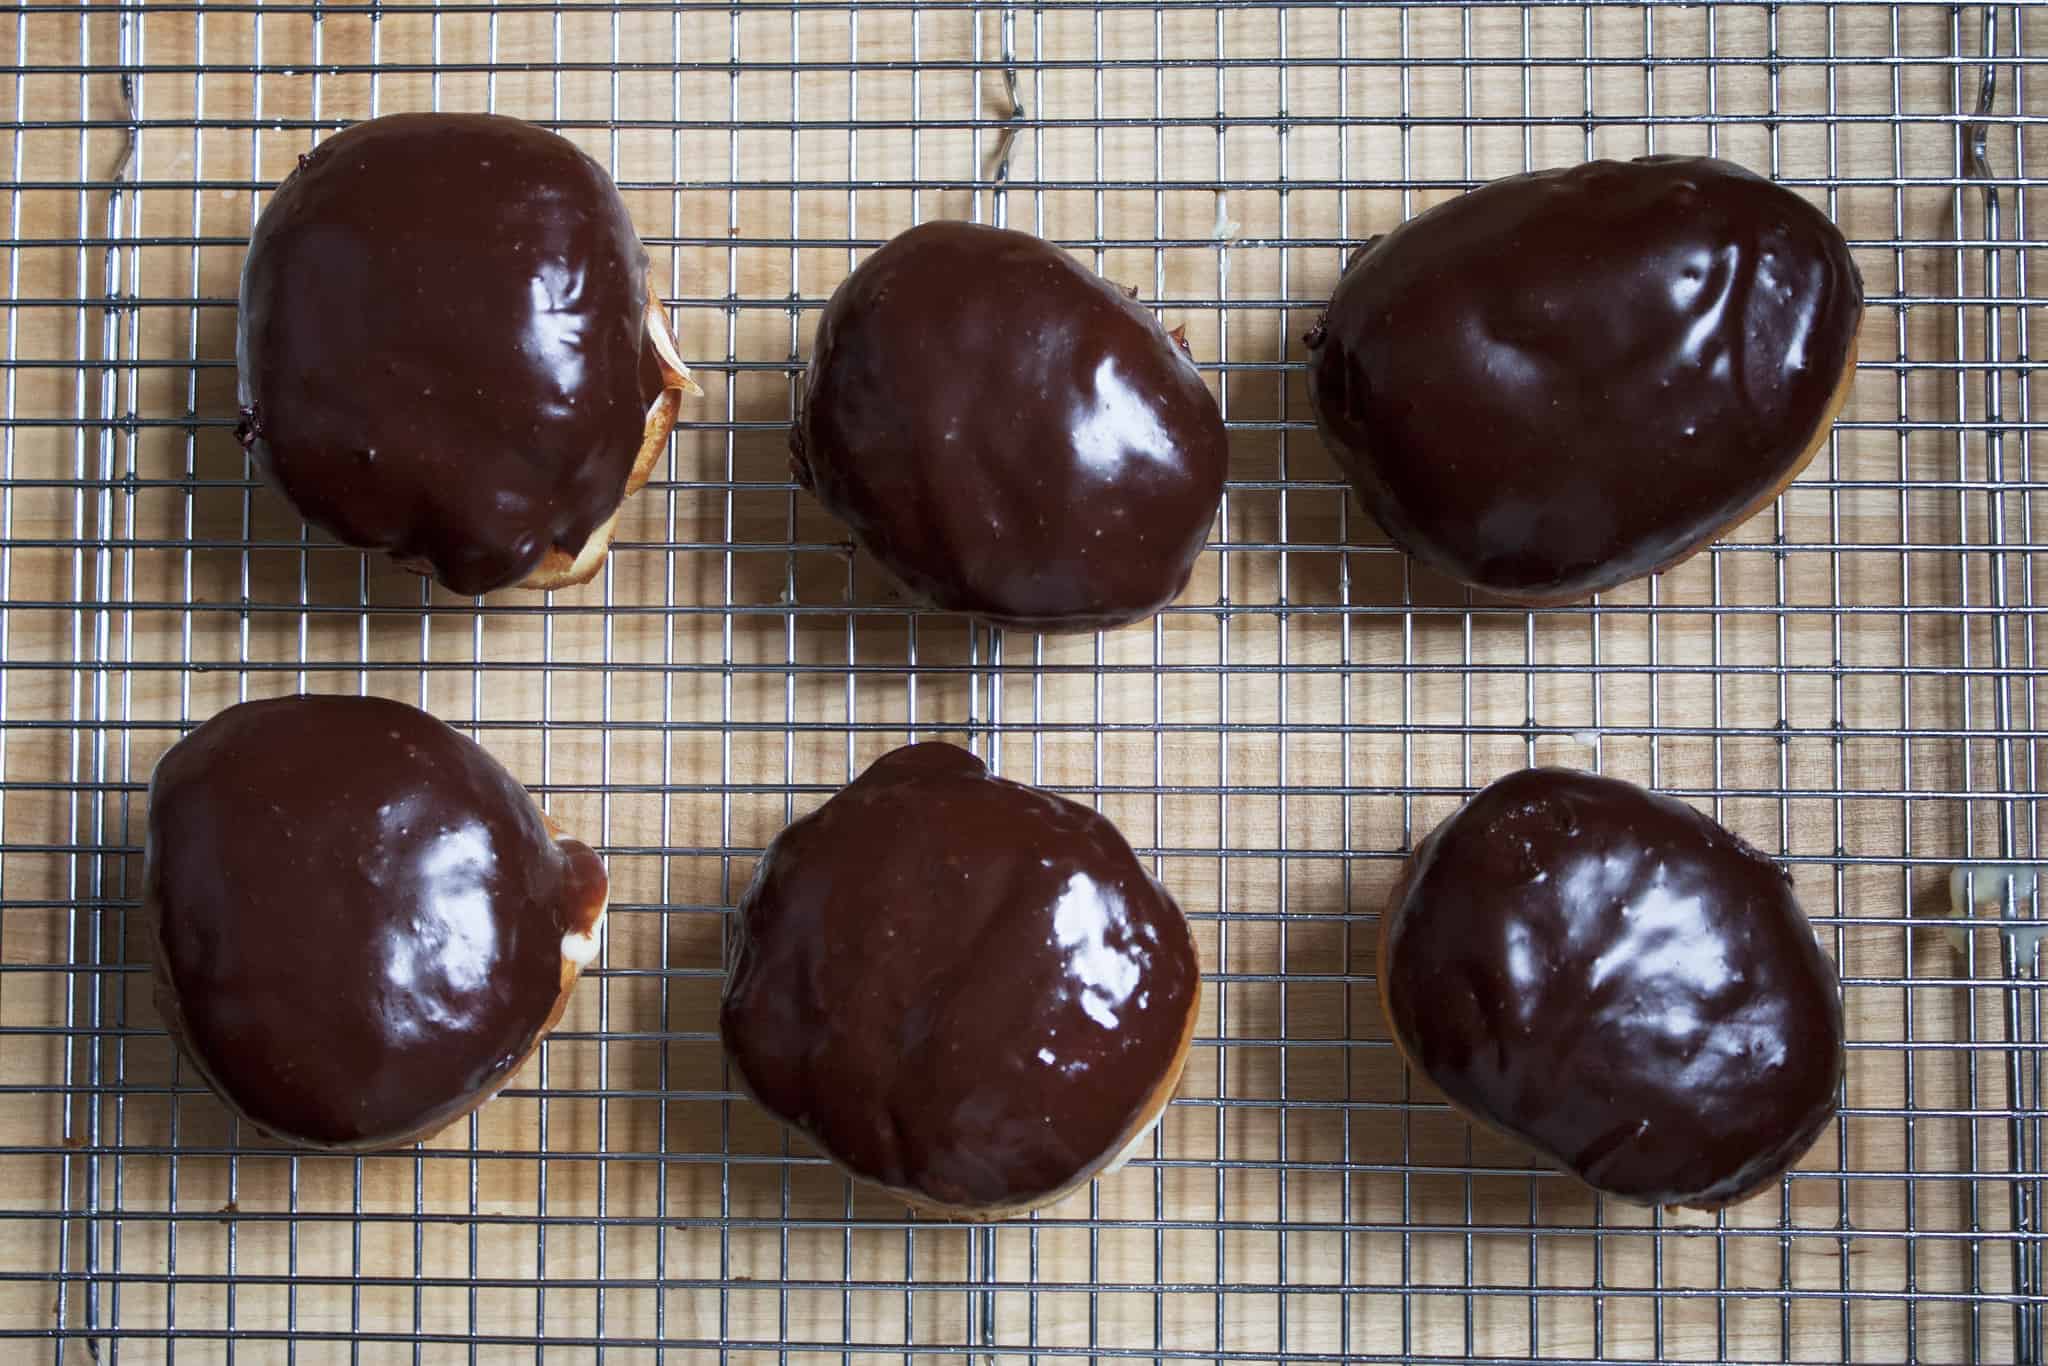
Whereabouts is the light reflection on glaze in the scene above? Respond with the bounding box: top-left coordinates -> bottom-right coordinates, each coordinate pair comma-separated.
146,694 -> 608,1149
376,820 -> 503,1041
1050,872 -> 1145,1031
236,113 -> 660,596
525,260 -> 593,412
719,742 -> 1199,1212
1306,156 -> 1863,604
1071,356 -> 1177,477
791,221 -> 1226,632
1380,767 -> 1844,1209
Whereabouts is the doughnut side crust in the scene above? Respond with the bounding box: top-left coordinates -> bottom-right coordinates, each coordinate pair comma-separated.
518,296 -> 697,592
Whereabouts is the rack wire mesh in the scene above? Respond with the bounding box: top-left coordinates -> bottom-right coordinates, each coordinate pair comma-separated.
0,0 -> 2042,1360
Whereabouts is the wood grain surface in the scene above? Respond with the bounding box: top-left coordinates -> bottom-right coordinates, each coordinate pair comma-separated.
1,2 -> 2043,1361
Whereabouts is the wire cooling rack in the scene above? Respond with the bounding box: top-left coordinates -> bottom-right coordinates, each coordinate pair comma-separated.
1,1 -> 2042,1361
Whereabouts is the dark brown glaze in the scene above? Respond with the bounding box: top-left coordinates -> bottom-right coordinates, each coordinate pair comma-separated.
1380,768 -> 1844,1209
145,695 -> 608,1149
237,112 -> 660,596
792,221 -> 1227,632
1307,156 -> 1863,603
720,742 -> 1201,1213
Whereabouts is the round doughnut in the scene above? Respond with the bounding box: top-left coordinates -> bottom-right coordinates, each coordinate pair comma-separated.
719,742 -> 1201,1217
145,694 -> 608,1149
236,112 -> 694,597
792,221 -> 1226,631
1307,156 -> 1863,604
1379,767 -> 1845,1209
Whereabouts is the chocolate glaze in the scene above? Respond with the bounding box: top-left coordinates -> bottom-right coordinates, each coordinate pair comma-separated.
146,694 -> 607,1149
1380,768 -> 1844,1208
720,742 -> 1200,1212
1307,156 -> 1863,603
237,112 -> 661,596
792,221 -> 1227,631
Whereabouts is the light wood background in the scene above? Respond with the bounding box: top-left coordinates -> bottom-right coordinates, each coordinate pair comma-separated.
1,1 -> 2044,1361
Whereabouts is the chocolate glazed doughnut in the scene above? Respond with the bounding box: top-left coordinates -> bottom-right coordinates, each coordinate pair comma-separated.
236,112 -> 694,597
792,221 -> 1227,632
145,695 -> 609,1150
1379,768 -> 1845,1209
719,742 -> 1201,1218
1307,156 -> 1863,604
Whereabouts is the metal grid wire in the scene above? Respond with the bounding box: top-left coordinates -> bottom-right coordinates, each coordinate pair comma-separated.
1,0 -> 2043,1361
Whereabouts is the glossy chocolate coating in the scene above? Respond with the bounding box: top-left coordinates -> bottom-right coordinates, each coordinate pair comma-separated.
146,695 -> 607,1149
792,221 -> 1227,631
720,742 -> 1200,1212
1307,156 -> 1863,602
1381,768 -> 1844,1208
237,112 -> 659,596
